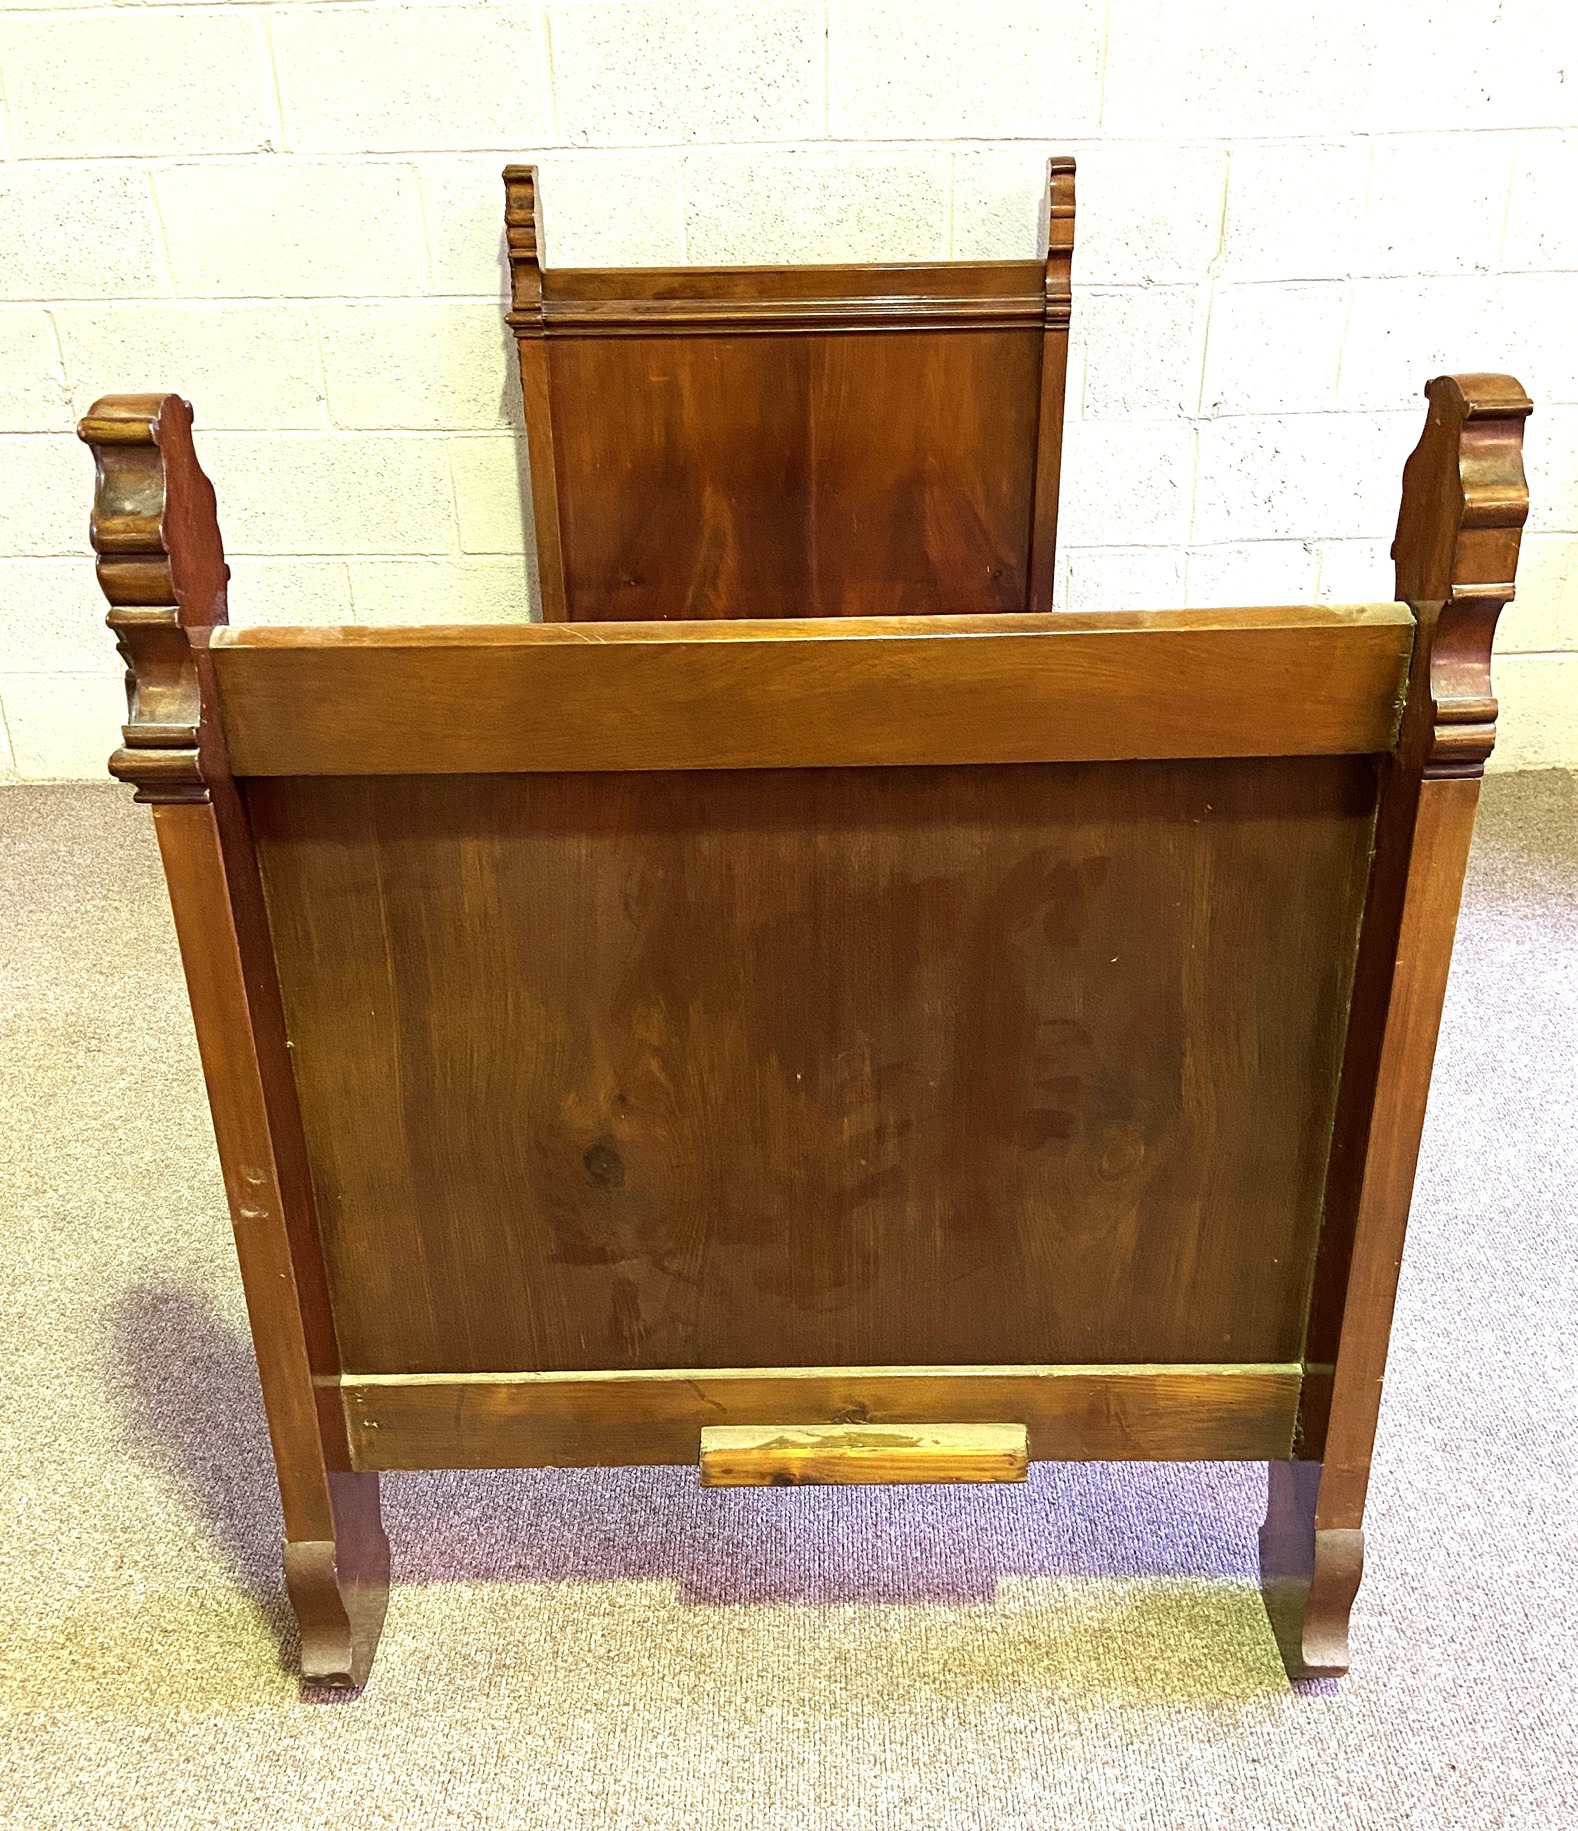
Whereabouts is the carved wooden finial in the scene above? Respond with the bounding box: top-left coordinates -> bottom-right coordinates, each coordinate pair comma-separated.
1393,373 -> 1531,779
1044,157 -> 1075,333
503,163 -> 546,334
78,393 -> 229,803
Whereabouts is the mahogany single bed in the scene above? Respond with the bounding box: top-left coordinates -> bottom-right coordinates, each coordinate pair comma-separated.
78,162 -> 1530,1690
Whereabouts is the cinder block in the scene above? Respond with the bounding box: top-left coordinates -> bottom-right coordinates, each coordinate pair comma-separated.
195,434 -> 454,556
1363,135 -> 1513,277
1201,284 -> 1346,416
1370,0 -> 1577,134
956,143 -> 1225,277
0,12 -> 272,158
0,672 -> 127,781
1338,279 -> 1492,415
1079,287 -> 1203,420
1315,540 -> 1393,605
829,0 -> 1103,138
1495,536 -> 1575,654
318,305 -> 513,431
1525,407 -> 1578,537
419,154 -> 685,292
683,151 -> 948,264
347,558 -> 536,623
1103,0 -> 1376,137
534,156 -> 687,268
451,437 -> 530,554
1185,541 -> 1319,609
1217,141 -> 1369,280
157,162 -> 427,297
1480,273 -> 1578,409
227,559 -> 354,627
0,560 -> 119,672
1504,136 -> 1578,271
951,147 -> 1069,261
1058,422 -> 1193,548
0,166 -> 164,301
0,435 -> 94,558
1068,145 -> 1227,285
418,158 -> 515,297
1487,654 -> 1578,770
271,5 -> 548,154
0,702 -> 14,780
551,0 -> 819,146
1348,278 -> 1578,421
55,304 -> 326,430
419,152 -> 689,286
1061,546 -> 1185,612
1194,415 -> 1409,544
0,313 -> 71,430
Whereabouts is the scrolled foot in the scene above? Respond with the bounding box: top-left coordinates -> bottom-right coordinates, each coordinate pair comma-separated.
1259,1460 -> 1364,1681
284,1471 -> 389,1689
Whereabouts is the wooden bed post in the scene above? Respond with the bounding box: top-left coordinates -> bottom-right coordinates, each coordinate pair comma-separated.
1026,155 -> 1075,614
503,164 -> 568,622
1262,373 -> 1531,1678
79,395 -> 389,1688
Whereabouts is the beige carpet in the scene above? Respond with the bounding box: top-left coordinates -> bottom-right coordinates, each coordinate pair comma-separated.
1,776 -> 1574,1830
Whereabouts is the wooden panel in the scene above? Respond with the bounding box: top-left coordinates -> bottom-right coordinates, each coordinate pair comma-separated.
544,328 -> 1044,619
505,161 -> 1072,620
249,756 -> 1379,1377
339,1365 -> 1302,1470
209,606 -> 1414,777
698,1423 -> 1030,1487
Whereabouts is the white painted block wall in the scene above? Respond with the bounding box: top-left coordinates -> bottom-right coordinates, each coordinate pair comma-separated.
1,0 -> 1575,779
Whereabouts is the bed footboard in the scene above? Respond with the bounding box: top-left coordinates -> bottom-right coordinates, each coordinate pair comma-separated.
79,375 -> 1529,1690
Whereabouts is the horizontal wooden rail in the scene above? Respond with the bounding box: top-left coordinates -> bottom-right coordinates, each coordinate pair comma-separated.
534,296 -> 1046,335
334,1363 -> 1302,1470
210,606 -> 1413,777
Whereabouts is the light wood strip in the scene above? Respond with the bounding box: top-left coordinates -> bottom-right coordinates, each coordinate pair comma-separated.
698,1422 -> 1029,1487
335,1363 -> 1302,1471
209,606 -> 1413,777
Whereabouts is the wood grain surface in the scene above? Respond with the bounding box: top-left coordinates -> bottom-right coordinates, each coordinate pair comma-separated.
503,160 -> 1076,620
338,1364 -> 1301,1469
208,605 -> 1413,776
80,393 -> 389,1688
697,1422 -> 1030,1487
1259,374 -> 1531,1679
249,755 -> 1378,1377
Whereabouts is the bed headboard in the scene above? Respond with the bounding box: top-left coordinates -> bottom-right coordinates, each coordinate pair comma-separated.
503,159 -> 1075,622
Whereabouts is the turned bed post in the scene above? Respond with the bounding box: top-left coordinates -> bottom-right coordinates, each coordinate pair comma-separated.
1262,373 -> 1531,1678
79,394 -> 389,1688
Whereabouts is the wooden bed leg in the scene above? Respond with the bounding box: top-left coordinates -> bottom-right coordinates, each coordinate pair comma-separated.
1272,374 -> 1531,1682
81,395 -> 387,1690
285,1471 -> 390,1689
1259,1461 -> 1363,1678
